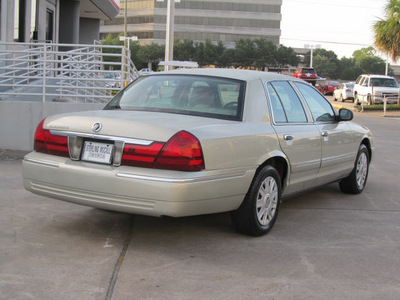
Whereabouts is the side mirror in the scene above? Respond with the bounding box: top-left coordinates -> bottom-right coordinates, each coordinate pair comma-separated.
338,108 -> 353,121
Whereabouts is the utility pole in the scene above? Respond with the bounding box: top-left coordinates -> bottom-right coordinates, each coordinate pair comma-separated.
164,0 -> 175,71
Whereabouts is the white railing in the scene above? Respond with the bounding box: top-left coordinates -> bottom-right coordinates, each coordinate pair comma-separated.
0,41 -> 138,103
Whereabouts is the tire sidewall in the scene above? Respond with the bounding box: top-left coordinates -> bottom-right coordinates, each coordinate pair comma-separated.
354,145 -> 369,192
248,166 -> 282,235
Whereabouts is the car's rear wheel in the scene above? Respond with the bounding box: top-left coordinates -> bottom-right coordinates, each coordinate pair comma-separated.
339,144 -> 369,194
231,165 -> 281,236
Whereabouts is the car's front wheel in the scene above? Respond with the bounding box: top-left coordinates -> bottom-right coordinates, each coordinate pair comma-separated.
354,93 -> 360,105
339,144 -> 369,194
231,165 -> 281,236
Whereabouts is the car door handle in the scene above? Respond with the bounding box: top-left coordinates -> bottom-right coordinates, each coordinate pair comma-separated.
321,131 -> 329,137
284,134 -> 294,141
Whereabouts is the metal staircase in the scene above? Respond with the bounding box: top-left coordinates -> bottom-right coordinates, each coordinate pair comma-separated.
0,41 -> 138,103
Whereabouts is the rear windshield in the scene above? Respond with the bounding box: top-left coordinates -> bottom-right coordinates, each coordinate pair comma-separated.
302,68 -> 315,73
104,75 -> 245,121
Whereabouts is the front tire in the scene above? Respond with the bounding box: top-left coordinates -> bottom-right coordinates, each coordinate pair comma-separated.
231,165 -> 281,236
355,94 -> 360,105
339,144 -> 369,194
367,95 -> 372,105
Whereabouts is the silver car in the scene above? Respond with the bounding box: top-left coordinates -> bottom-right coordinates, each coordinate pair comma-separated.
22,69 -> 374,236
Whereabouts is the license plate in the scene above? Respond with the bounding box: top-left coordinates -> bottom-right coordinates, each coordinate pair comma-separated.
81,141 -> 114,164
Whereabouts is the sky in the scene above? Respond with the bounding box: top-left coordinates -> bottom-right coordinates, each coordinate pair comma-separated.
280,0 -> 387,59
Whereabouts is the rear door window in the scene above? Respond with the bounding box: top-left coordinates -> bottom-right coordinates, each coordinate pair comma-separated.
267,81 -> 307,123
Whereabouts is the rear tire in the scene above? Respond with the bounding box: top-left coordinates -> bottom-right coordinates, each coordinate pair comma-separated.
231,165 -> 281,236
339,144 -> 369,194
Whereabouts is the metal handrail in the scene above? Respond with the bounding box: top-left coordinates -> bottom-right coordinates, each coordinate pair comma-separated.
0,41 -> 138,103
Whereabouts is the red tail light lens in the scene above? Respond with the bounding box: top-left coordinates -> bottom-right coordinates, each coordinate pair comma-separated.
121,142 -> 165,168
120,131 -> 205,171
34,119 -> 69,157
154,131 -> 205,171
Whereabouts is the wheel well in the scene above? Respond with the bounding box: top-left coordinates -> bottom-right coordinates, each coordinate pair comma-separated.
256,157 -> 288,188
361,138 -> 373,162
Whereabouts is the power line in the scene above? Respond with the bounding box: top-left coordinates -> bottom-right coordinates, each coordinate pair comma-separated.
280,37 -> 372,47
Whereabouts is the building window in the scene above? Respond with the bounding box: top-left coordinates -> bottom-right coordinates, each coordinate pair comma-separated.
30,0 -> 37,40
46,9 -> 53,42
14,0 -> 27,41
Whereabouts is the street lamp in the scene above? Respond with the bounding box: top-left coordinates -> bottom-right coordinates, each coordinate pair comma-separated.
119,35 -> 138,50
157,0 -> 181,70
305,44 -> 321,68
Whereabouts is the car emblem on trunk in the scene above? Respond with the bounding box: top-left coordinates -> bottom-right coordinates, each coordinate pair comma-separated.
92,122 -> 102,132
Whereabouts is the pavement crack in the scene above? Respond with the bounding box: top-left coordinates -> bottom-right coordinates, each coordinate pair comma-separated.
105,214 -> 135,300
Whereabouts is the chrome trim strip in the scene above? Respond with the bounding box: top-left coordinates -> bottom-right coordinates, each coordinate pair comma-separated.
24,158 -> 60,168
115,171 -> 247,183
50,130 -> 153,146
322,153 -> 354,163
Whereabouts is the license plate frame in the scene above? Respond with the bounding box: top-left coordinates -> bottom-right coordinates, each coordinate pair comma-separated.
81,141 -> 114,164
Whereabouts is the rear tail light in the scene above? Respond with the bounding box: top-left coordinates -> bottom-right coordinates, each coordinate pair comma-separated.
121,142 -> 165,168
154,131 -> 205,171
34,119 -> 69,157
121,130 -> 205,171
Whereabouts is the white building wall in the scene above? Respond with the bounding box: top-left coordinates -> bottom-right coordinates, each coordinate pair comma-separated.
0,102 -> 104,151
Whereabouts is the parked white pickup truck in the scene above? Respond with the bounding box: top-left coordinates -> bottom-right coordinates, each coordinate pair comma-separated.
353,74 -> 399,105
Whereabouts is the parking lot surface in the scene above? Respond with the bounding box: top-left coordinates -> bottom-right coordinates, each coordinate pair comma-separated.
1,107 -> 400,299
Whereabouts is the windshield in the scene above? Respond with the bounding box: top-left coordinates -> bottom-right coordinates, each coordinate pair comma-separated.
104,74 -> 245,121
370,78 -> 399,88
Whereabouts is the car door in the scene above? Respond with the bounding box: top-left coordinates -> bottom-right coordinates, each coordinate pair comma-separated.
266,81 -> 322,195
294,82 -> 357,185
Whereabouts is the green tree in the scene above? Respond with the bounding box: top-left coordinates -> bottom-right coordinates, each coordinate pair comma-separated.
338,57 -> 359,80
305,48 -> 340,78
235,39 -> 256,68
374,0 -> 400,62
101,33 -> 124,70
174,39 -> 196,61
137,43 -> 164,70
253,38 -> 277,70
353,47 -> 388,74
276,45 -> 299,69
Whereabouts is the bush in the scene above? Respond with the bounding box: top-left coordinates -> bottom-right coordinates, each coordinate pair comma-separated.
354,104 -> 400,111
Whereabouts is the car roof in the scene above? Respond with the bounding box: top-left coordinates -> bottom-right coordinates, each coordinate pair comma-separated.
361,74 -> 395,79
148,68 -> 302,83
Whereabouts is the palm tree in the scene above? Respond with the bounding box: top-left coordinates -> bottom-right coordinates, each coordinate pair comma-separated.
374,0 -> 400,62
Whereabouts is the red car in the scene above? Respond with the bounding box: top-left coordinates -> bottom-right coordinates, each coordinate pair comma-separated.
292,67 -> 317,85
323,81 -> 340,95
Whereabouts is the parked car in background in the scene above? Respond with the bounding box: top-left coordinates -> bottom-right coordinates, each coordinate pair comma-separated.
333,82 -> 354,102
22,69 -> 373,237
292,67 -> 318,85
104,72 -> 121,88
323,81 -> 340,95
138,68 -> 154,76
353,74 -> 399,105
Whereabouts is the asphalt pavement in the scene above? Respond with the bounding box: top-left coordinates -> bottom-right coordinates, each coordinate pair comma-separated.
1,104 -> 400,299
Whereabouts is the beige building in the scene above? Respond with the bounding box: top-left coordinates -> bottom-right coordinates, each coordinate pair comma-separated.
100,0 -> 282,47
